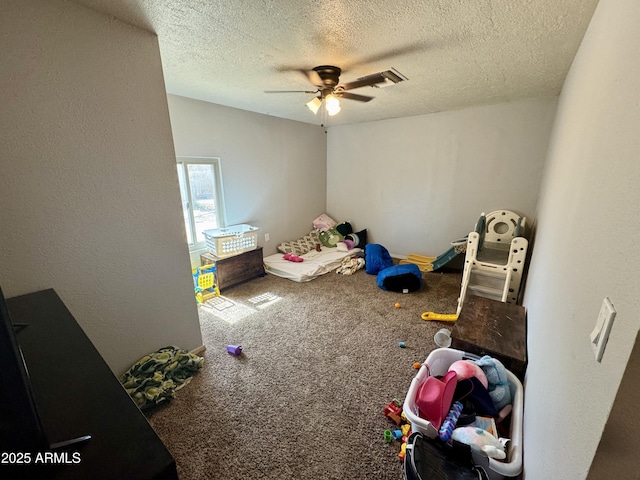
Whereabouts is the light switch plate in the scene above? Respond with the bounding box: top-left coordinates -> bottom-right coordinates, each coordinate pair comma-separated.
590,297 -> 616,362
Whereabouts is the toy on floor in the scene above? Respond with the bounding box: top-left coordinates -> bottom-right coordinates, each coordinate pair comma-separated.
194,264 -> 220,303
421,312 -> 459,322
450,426 -> 506,460
226,344 -> 243,356
383,399 -> 404,425
434,328 -> 452,348
399,237 -> 468,272
382,398 -> 413,460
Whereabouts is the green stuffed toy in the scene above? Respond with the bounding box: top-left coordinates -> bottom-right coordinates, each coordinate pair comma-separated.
319,227 -> 343,248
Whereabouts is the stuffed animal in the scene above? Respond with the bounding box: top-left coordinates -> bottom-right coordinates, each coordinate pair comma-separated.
475,355 -> 512,411
448,360 -> 488,389
451,426 -> 506,460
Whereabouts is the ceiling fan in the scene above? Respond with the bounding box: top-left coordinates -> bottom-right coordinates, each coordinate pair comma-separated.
266,65 -> 407,116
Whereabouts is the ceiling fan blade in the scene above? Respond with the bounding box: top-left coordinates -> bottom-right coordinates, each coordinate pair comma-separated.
339,72 -> 387,91
305,69 -> 323,87
275,65 -> 322,85
338,92 -> 374,102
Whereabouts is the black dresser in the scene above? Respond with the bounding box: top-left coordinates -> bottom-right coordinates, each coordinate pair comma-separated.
5,289 -> 178,479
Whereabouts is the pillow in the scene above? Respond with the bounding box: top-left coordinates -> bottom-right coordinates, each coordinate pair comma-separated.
336,239 -> 355,252
277,230 -> 320,255
365,244 -> 393,275
346,229 -> 367,248
313,213 -> 337,232
377,264 -> 423,292
335,221 -> 353,237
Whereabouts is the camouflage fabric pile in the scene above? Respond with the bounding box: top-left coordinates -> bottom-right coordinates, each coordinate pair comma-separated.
121,346 -> 204,410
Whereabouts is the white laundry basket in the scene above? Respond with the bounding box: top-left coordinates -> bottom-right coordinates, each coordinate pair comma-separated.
403,347 -> 523,480
203,224 -> 259,258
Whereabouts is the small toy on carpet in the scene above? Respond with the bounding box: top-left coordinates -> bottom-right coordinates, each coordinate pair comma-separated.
226,344 -> 243,356
382,398 -> 413,460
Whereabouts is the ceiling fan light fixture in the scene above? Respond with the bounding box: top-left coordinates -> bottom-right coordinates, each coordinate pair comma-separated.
306,96 -> 322,114
325,94 -> 341,116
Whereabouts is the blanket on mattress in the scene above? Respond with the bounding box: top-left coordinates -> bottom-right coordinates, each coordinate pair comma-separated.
264,247 -> 362,282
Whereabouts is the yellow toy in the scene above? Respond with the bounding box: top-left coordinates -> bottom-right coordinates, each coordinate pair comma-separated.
421,311 -> 459,322
193,264 -> 220,303
399,253 -> 436,272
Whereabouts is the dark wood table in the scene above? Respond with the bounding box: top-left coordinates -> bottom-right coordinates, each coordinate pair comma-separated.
451,295 -> 527,380
5,289 -> 178,479
200,246 -> 265,291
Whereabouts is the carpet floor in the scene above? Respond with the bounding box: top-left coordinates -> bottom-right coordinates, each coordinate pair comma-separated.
148,266 -> 462,479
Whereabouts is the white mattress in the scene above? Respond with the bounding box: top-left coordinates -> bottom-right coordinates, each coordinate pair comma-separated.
264,247 -> 362,282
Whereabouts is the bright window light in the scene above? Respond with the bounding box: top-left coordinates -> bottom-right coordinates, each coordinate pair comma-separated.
176,157 -> 226,251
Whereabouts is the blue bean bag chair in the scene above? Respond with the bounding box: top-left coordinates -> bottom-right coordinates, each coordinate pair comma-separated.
377,264 -> 423,292
365,244 -> 394,275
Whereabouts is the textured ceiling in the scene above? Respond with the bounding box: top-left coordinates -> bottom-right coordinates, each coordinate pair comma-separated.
72,0 -> 599,126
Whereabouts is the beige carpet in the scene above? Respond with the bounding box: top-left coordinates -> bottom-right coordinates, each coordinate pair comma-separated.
148,266 -> 462,480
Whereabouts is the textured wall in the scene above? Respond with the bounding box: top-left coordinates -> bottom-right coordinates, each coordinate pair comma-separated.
0,0 -> 202,375
522,0 -> 640,477
326,97 -> 557,257
167,94 -> 328,259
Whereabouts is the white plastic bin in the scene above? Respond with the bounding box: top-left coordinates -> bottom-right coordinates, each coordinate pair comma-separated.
404,347 -> 523,480
203,224 -> 259,258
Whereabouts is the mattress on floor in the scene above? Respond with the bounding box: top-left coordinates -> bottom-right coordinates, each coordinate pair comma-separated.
264,247 -> 362,282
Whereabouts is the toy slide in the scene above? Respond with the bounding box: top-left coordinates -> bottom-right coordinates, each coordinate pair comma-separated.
399,239 -> 467,272
399,253 -> 436,272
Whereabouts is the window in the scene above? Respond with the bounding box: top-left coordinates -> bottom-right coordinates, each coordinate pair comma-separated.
176,157 -> 226,250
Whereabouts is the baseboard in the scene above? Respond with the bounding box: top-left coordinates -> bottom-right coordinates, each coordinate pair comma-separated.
190,345 -> 206,356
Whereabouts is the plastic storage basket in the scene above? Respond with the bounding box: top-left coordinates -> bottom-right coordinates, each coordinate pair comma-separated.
203,224 -> 259,259
403,347 -> 523,480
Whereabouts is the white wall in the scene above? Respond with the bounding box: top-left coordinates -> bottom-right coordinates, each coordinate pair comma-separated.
326,97 -> 557,257
588,331 -> 640,479
522,0 -> 640,478
0,0 -> 202,375
167,95 -> 327,258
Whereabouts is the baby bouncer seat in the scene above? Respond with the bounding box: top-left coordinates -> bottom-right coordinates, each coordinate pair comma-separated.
457,210 -> 528,314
